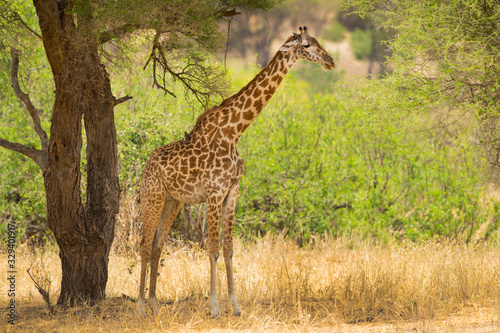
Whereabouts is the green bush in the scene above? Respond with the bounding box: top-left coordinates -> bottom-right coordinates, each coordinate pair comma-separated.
351,28 -> 372,60
235,78 -> 495,242
322,22 -> 346,43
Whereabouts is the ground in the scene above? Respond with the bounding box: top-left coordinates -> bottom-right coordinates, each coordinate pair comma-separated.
2,236 -> 499,332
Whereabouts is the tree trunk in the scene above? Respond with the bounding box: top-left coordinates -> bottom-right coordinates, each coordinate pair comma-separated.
44,57 -> 119,305
35,0 -> 120,305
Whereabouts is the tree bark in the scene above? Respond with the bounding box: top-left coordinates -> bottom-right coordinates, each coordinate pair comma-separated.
34,0 -> 120,305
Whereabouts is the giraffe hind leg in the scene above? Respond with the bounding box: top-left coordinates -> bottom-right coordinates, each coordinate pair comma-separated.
148,197 -> 183,316
221,183 -> 242,316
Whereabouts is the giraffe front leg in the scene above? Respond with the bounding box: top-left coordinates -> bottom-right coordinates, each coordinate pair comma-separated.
138,179 -> 166,318
206,196 -> 223,318
221,183 -> 241,316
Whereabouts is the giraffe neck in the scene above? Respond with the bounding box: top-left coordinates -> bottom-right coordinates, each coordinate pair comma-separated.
218,50 -> 298,142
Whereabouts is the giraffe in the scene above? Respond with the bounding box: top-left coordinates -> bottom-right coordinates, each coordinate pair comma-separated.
138,26 -> 335,318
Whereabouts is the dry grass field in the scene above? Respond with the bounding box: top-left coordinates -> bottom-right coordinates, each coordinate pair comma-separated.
2,235 -> 499,332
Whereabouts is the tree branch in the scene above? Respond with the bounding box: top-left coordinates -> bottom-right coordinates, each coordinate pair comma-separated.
0,138 -> 47,171
10,48 -> 49,151
13,11 -> 42,40
114,95 -> 133,106
98,7 -> 240,46
99,23 -> 142,44
220,8 -> 241,18
3,48 -> 49,172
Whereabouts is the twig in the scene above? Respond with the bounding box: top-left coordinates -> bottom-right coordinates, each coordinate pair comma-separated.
121,293 -> 136,303
114,95 -> 133,106
13,12 -> 42,40
27,268 -> 54,314
224,17 -> 233,70
99,23 -> 141,44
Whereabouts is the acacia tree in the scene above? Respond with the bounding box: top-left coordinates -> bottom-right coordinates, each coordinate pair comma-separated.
344,0 -> 500,171
0,0 -> 279,305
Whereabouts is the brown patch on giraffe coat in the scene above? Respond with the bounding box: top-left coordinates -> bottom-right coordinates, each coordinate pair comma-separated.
189,155 -> 197,169
209,140 -> 219,152
243,110 -> 254,121
230,112 -> 241,123
220,140 -> 230,154
222,125 -> 236,139
244,98 -> 252,109
198,158 -> 206,169
253,99 -> 263,110
180,166 -> 188,175
221,174 -> 232,183
237,123 -> 243,132
264,86 -> 276,96
253,88 -> 262,98
207,152 -> 215,166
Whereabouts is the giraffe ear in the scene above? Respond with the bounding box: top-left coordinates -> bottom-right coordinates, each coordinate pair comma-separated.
279,34 -> 298,51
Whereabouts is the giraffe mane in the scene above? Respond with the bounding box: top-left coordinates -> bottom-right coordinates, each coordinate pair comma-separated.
195,105 -> 218,127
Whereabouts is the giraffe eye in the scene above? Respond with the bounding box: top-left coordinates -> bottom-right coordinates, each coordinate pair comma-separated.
304,45 -> 310,48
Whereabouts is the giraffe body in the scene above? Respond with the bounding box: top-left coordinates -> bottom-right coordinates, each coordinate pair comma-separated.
138,27 -> 335,317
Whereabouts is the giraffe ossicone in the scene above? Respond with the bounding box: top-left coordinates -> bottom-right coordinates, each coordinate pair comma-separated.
138,26 -> 335,318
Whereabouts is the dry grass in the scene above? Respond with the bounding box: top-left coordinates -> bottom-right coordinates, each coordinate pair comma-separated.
2,235 -> 500,332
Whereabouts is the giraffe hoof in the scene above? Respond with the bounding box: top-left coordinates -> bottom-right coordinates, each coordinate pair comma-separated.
137,302 -> 147,318
210,309 -> 221,319
233,310 -> 241,317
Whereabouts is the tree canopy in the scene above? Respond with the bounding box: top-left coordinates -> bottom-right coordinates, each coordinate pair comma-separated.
0,0 -> 282,106
345,0 -> 500,172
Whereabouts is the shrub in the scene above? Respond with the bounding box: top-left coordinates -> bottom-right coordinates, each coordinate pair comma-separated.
351,27 -> 372,60
322,22 -> 346,43
235,78 -> 495,242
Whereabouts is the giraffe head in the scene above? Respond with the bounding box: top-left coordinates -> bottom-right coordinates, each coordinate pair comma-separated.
279,26 -> 335,70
